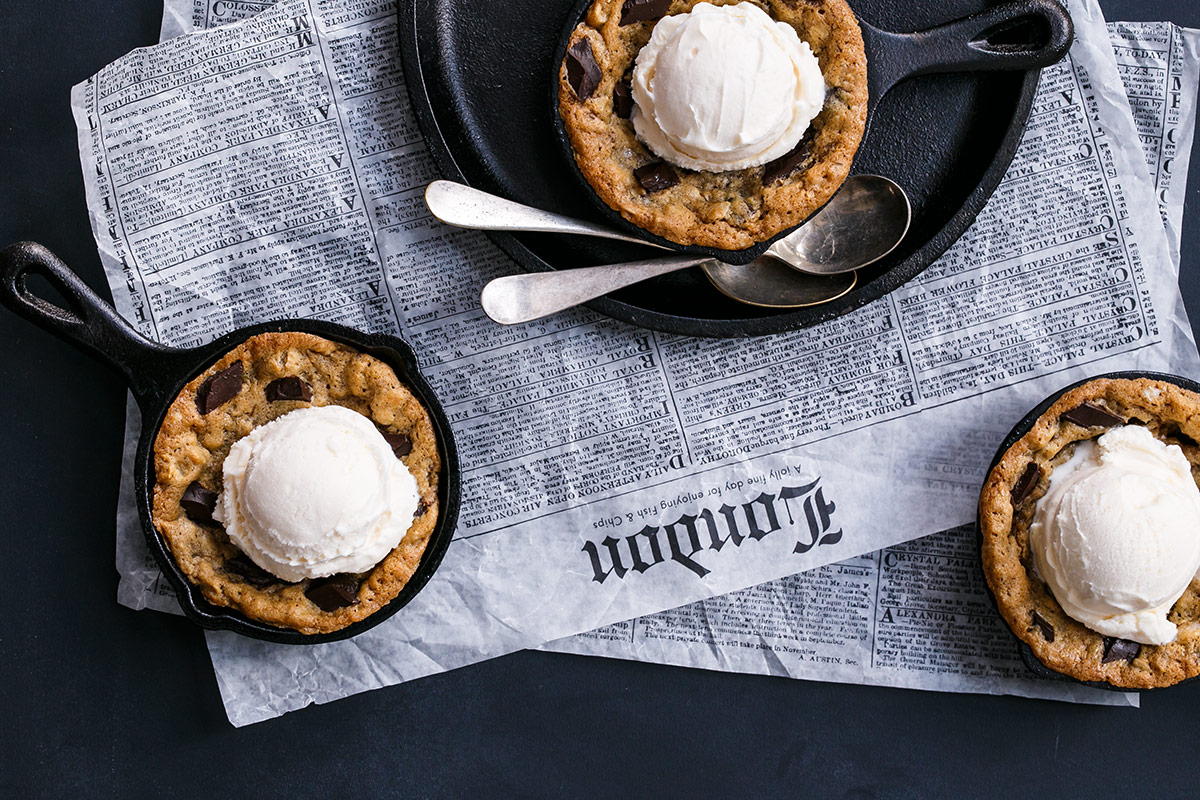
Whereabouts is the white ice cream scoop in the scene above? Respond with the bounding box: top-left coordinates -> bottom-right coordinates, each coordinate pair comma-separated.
1030,425 -> 1200,645
630,2 -> 826,172
215,405 -> 421,582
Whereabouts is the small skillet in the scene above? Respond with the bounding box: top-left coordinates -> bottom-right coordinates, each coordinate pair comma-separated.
977,371 -> 1200,693
551,0 -> 1074,265
0,242 -> 461,645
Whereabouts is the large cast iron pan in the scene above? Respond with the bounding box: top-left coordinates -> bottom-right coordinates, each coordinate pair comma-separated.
550,0 -> 1073,266
399,0 -> 1073,337
0,242 -> 461,645
977,371 -> 1200,692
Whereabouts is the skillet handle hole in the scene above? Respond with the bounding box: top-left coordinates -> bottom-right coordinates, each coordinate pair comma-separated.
19,271 -> 88,326
973,17 -> 1052,53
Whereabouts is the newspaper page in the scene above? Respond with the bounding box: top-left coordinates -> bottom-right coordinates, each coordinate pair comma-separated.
78,0 -> 1196,725
545,20 -> 1200,707
161,5 -> 1199,710
1109,22 -> 1200,272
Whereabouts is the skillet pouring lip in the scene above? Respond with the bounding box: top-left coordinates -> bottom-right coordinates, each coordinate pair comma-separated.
132,318 -> 461,645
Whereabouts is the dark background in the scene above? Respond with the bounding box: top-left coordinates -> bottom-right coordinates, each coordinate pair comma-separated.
1,1 -> 1196,796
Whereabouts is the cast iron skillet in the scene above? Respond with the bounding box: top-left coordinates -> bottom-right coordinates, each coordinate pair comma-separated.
0,242 -> 461,645
977,371 -> 1200,692
399,0 -> 1072,337
550,0 -> 1074,266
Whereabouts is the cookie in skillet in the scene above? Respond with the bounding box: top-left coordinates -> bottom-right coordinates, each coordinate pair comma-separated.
557,0 -> 868,250
980,377 -> 1200,688
150,332 -> 440,635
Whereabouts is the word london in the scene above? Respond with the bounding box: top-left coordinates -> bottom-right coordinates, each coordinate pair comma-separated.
583,479 -> 843,581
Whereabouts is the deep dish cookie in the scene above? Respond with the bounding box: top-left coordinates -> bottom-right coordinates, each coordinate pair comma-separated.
979,377 -> 1200,688
150,332 -> 440,635
557,0 -> 868,250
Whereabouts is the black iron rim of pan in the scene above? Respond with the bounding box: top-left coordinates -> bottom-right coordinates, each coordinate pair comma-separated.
398,0 -> 1073,337
977,370 -> 1200,693
0,242 -> 461,645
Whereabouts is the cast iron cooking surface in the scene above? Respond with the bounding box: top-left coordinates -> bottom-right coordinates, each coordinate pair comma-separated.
400,0 -> 1042,337
977,371 -> 1200,693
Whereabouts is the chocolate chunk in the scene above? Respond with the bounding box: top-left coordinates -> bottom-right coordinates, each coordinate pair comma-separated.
305,575 -> 361,612
265,376 -> 313,403
226,555 -> 277,588
613,78 -> 634,119
1031,611 -> 1055,642
384,433 -> 413,458
180,482 -> 218,525
762,133 -> 815,185
634,161 -> 679,193
1102,637 -> 1141,664
566,39 -> 601,102
1062,403 -> 1124,429
196,361 -> 244,414
1011,462 -> 1042,506
620,0 -> 672,25
415,500 -> 429,518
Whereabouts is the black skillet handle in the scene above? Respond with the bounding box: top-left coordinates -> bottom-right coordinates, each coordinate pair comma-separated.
0,242 -> 183,407
865,0 -> 1074,99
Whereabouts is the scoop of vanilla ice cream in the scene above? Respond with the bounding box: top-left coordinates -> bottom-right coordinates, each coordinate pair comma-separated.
1030,425 -> 1200,645
630,2 -> 826,172
213,405 -> 420,582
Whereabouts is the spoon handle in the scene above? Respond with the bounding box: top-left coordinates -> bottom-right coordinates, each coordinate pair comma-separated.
480,256 -> 708,325
426,181 -> 660,247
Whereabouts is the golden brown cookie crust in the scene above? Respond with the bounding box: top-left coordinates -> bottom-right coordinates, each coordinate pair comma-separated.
979,377 -> 1200,688
150,332 -> 441,635
557,0 -> 868,250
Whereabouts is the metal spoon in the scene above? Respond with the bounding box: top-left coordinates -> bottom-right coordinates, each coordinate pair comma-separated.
479,255 -> 857,325
425,174 -> 910,276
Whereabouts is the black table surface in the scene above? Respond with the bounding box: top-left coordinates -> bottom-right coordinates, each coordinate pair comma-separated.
2,1 -> 1197,796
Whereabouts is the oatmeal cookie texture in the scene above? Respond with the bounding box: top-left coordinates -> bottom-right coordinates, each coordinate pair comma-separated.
980,378 -> 1200,688
557,0 -> 868,250
151,332 -> 441,635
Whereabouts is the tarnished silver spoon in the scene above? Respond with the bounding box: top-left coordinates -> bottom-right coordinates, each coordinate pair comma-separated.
478,255 -> 857,325
424,176 -> 909,325
425,174 -> 910,276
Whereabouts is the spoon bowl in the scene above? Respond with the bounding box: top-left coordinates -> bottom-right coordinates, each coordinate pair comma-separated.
766,175 -> 911,275
702,261 -> 857,308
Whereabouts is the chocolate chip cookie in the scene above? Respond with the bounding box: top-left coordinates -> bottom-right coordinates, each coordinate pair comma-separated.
557,0 -> 868,250
151,332 -> 440,635
980,377 -> 1200,688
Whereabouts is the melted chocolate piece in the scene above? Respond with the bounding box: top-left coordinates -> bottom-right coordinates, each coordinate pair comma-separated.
1062,403 -> 1124,429
180,482 -> 218,525
196,361 -> 244,414
384,433 -> 413,458
762,132 -> 816,185
634,161 -> 679,193
1101,637 -> 1141,664
620,0 -> 672,25
226,555 -> 278,588
265,376 -> 313,403
565,39 -> 601,101
613,78 -> 634,119
1031,611 -> 1055,642
415,500 -> 429,518
1011,462 -> 1042,506
305,575 -> 361,612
